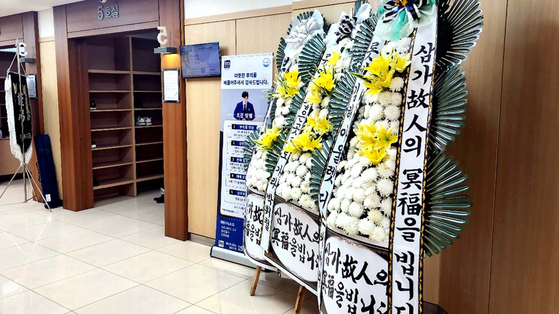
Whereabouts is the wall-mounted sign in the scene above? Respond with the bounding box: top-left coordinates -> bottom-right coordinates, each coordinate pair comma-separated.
162,69 -> 180,103
26,74 -> 37,99
97,4 -> 119,21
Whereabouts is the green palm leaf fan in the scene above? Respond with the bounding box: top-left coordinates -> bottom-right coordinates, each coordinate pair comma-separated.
349,15 -> 379,72
423,151 -> 471,257
264,132 -> 288,174
285,89 -> 307,127
298,34 -> 327,83
436,0 -> 484,71
429,65 -> 468,152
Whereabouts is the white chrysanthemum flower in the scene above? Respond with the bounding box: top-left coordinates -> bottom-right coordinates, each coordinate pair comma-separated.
336,185 -> 346,197
327,211 -> 338,228
299,153 -> 311,163
362,168 -> 378,183
353,188 -> 366,203
335,212 -> 349,229
345,188 -> 354,201
352,178 -> 364,189
280,174 -> 287,184
384,105 -> 400,120
276,184 -> 284,196
296,165 -> 307,177
282,187 -> 292,200
345,216 -> 360,235
349,136 -> 358,148
364,105 -> 371,119
388,148 -> 397,161
305,172 -> 311,181
286,173 -> 295,186
389,77 -> 405,91
274,117 -> 285,128
386,159 -> 396,172
375,120 -> 390,130
380,198 -> 393,215
364,187 -> 376,196
349,202 -> 364,218
364,194 -> 381,209
358,219 -> 375,236
378,164 -> 394,178
337,160 -> 347,171
328,197 -> 341,212
370,226 -> 386,242
368,209 -> 384,223
276,97 -> 285,106
335,175 -> 342,186
377,178 -> 394,196
299,193 -> 312,206
291,187 -> 302,200
350,163 -> 364,178
381,216 -> 391,229
305,157 -> 313,168
281,106 -> 290,115
321,96 -> 330,108
341,198 -> 351,213
301,181 -> 311,193
378,92 -> 392,107
389,120 -> 400,133
391,93 -> 403,105
370,104 -> 384,120
395,37 -> 412,54
292,176 -> 302,188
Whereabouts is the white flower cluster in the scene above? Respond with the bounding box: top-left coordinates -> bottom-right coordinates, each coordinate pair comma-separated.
277,40 -> 354,213
326,38 -> 411,243
246,63 -> 300,193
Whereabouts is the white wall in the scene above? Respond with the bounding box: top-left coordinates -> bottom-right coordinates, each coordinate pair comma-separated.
184,0 -> 296,19
38,9 -> 55,38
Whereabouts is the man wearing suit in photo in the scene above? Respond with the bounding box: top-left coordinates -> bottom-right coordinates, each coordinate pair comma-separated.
233,91 -> 255,121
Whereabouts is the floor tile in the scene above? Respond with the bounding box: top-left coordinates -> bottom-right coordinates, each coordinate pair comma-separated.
146,264 -> 244,304
37,229 -> 113,253
0,274 -> 27,300
121,226 -> 180,249
135,210 -> 164,225
158,241 -> 210,263
0,290 -> 69,314
197,280 -> 296,314
282,297 -> 319,314
175,305 -> 215,314
60,210 -> 124,229
98,199 -> 162,218
68,239 -> 150,267
75,285 -> 189,314
0,231 -> 28,250
135,190 -> 162,205
199,258 -> 255,279
90,217 -> 159,238
0,242 -> 59,271
9,221 -> 83,242
257,271 -> 303,295
105,250 -> 191,283
1,255 -> 94,289
0,210 -> 48,231
35,269 -> 138,310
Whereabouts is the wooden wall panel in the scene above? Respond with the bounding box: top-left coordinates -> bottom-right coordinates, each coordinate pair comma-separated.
293,2 -> 354,24
0,141 -> 22,176
438,0 -> 508,313
0,14 -> 23,45
488,0 -> 559,313
39,39 -> 63,199
185,20 -> 235,238
236,13 -> 291,77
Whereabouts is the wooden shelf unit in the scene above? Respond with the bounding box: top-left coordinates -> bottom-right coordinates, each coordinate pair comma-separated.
86,35 -> 163,201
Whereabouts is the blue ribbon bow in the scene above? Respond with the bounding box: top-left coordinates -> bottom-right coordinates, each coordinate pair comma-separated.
382,0 -> 427,23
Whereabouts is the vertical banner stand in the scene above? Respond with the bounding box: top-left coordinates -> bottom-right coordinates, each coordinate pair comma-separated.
0,39 -> 50,212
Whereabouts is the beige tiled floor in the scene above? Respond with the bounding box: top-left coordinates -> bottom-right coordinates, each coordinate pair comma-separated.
0,180 -> 319,313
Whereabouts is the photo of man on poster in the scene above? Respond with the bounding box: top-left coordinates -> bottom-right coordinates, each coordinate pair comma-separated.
233,91 -> 255,121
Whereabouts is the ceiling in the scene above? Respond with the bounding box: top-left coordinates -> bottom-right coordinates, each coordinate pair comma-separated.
0,0 -> 84,17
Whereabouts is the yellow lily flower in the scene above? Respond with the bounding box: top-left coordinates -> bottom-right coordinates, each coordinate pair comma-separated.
327,51 -> 341,67
306,112 -> 332,135
307,86 -> 323,105
354,123 -> 377,150
255,125 -> 281,148
285,131 -> 322,154
364,55 -> 391,77
390,52 -> 411,73
284,70 -> 301,89
374,126 -> 398,151
364,80 -> 383,96
314,67 -> 335,93
358,147 -> 387,165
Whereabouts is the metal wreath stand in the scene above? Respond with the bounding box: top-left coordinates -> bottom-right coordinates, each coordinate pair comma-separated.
0,39 -> 51,212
